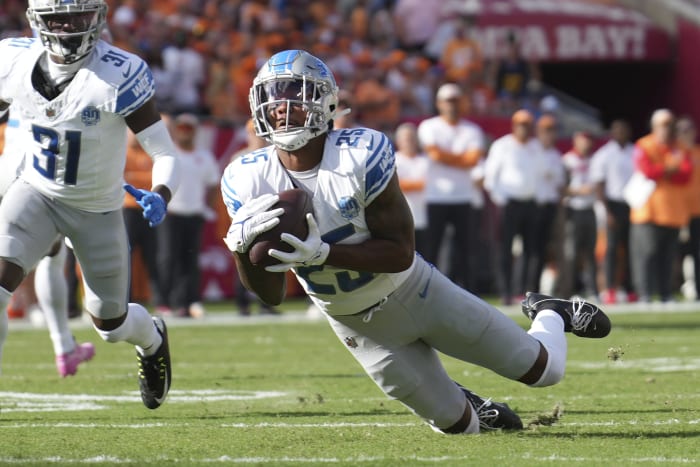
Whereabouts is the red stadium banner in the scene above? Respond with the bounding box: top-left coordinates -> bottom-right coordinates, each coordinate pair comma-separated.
471,0 -> 671,62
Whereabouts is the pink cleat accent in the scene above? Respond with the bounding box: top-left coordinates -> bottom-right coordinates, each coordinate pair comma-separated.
55,342 -> 96,377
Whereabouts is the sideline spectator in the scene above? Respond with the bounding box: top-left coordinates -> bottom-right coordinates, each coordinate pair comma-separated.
123,129 -> 160,304
492,33 -> 541,113
630,110 -> 692,303
418,83 -> 485,289
532,114 -> 566,293
590,120 -> 636,304
162,30 -> 206,115
440,15 -> 482,88
677,117 -> 700,300
484,109 -> 539,304
394,122 -> 429,257
157,114 -> 220,317
392,0 -> 445,52
559,131 -> 598,300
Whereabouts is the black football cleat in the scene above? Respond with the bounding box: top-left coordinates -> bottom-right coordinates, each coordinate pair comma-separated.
457,383 -> 523,431
521,292 -> 611,338
136,317 -> 171,409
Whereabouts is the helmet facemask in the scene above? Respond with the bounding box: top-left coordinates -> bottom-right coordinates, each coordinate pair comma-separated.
27,1 -> 107,64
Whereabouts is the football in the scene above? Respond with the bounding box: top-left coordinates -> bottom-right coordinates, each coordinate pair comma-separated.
248,188 -> 314,268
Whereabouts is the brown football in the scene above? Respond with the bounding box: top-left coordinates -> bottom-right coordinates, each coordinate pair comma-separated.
248,189 -> 314,268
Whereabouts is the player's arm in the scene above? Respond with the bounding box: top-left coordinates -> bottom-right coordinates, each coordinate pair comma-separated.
125,98 -> 179,203
325,173 -> 415,273
0,100 -> 8,120
222,192 -> 287,305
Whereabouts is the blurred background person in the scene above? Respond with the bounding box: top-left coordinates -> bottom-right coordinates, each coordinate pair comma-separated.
394,122 -> 429,257
676,117 -> 700,300
440,15 -> 482,90
559,131 -> 598,300
492,32 -> 541,113
229,119 -> 280,316
161,30 -> 206,115
630,110 -> 692,303
484,109 -> 539,304
123,128 -> 161,305
418,83 -> 485,289
590,120 -> 636,304
158,114 -> 220,318
532,114 -> 566,294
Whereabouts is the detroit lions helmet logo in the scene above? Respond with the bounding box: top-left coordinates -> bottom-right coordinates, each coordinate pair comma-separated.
338,196 -> 360,220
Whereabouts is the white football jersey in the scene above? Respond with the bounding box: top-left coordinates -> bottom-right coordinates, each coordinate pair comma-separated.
221,128 -> 415,316
0,37 -> 155,212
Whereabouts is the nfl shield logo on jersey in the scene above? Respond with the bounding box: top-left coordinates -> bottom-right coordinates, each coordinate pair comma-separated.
338,196 -> 360,220
81,106 -> 101,126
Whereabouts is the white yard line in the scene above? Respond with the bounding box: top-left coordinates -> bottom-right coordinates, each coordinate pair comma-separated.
7,303 -> 700,331
3,418 -> 700,430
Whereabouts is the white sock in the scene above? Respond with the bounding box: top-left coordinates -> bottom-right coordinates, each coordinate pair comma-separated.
463,401 -> 480,434
94,303 -> 162,356
527,310 -> 567,387
35,247 -> 74,356
0,286 -> 12,373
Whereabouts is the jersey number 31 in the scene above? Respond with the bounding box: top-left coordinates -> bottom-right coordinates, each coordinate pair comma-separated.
32,124 -> 81,185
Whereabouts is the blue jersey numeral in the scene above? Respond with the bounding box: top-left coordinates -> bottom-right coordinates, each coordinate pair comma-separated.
101,50 -> 130,67
335,128 -> 365,148
296,224 -> 375,295
240,150 -> 269,165
32,125 -> 81,185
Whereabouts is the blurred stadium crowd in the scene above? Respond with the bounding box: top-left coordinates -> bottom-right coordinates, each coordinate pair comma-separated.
2,0 -> 700,315
2,0 -> 548,128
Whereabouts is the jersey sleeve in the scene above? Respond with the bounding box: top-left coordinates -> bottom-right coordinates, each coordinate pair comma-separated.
221,162 -> 245,218
363,131 -> 396,205
114,56 -> 156,117
0,38 -> 34,101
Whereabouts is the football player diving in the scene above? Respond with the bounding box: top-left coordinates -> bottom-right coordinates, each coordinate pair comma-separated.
221,50 -> 612,433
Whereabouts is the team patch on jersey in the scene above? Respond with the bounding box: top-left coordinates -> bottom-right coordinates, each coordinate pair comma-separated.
337,196 -> 360,220
81,106 -> 101,126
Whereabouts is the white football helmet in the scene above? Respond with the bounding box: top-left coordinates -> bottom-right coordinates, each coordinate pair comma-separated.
27,0 -> 108,64
249,50 -> 340,152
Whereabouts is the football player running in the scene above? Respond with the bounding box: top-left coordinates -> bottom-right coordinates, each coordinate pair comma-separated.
0,107 -> 94,378
222,50 -> 612,434
0,0 -> 179,408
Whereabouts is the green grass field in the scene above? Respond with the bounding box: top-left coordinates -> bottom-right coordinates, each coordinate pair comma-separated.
0,305 -> 698,466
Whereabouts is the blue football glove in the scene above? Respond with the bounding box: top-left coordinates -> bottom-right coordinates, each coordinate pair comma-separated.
124,183 -> 167,227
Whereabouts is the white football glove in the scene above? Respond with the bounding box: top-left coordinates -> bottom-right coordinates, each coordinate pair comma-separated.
265,213 -> 330,273
223,194 -> 284,254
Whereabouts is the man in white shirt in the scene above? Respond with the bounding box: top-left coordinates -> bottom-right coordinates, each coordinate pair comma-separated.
589,120 -> 635,304
395,122 -> 429,257
161,32 -> 205,115
157,114 -> 219,317
417,84 -> 484,289
484,110 -> 540,304
532,115 -> 566,293
559,131 -> 599,299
